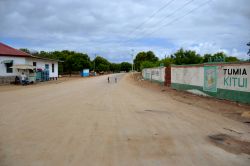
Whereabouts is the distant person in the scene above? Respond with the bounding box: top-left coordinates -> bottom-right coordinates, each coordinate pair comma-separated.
115,77 -> 117,83
108,77 -> 110,83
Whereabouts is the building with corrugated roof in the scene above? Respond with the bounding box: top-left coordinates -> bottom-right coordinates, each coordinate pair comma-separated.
0,42 -> 59,84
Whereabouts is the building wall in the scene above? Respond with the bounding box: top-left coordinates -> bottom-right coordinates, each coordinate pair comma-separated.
0,56 -> 58,78
0,56 -> 25,76
142,67 -> 165,84
26,58 -> 58,78
171,63 -> 250,104
171,66 -> 204,87
217,65 -> 249,92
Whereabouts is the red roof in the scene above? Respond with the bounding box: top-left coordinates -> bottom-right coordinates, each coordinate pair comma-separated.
0,42 -> 31,57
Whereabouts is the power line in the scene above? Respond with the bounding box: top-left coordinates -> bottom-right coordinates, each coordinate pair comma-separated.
144,0 -> 212,38
124,0 -> 194,43
127,0 -> 176,37
126,0 -> 211,44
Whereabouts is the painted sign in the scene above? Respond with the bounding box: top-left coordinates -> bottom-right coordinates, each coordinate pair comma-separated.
218,66 -> 249,92
170,63 -> 250,104
223,68 -> 247,88
204,66 -> 217,92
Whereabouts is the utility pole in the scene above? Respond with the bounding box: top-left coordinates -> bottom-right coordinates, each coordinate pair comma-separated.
247,42 -> 250,61
130,49 -> 134,73
93,54 -> 96,72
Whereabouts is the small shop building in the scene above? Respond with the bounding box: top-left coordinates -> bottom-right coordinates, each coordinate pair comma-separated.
0,42 -> 59,84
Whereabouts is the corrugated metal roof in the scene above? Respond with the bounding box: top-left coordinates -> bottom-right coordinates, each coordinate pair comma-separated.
0,42 -> 31,57
0,42 -> 62,62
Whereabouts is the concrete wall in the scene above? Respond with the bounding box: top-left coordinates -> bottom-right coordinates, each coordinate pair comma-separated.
142,67 -> 165,83
217,65 -> 249,92
26,58 -> 58,78
0,56 -> 25,76
0,56 -> 58,84
0,56 -> 58,78
171,66 -> 204,87
171,62 -> 250,104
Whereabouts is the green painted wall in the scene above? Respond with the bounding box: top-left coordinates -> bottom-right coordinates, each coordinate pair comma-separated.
171,83 -> 250,104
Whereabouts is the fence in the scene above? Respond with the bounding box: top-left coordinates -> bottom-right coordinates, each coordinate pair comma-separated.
142,67 -> 165,84
142,62 -> 250,104
171,62 -> 250,104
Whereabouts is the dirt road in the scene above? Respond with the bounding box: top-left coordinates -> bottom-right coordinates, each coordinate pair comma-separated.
0,73 -> 249,166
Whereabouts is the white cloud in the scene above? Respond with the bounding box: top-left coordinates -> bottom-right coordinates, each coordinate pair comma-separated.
0,0 -> 249,62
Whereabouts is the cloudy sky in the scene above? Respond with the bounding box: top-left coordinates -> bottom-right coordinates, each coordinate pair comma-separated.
0,0 -> 249,62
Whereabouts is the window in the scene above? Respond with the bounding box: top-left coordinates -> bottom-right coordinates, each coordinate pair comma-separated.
33,62 -> 36,66
52,64 -> 54,73
45,64 -> 49,70
6,62 -> 13,73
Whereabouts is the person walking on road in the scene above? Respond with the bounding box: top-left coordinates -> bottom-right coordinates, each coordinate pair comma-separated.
108,77 -> 110,83
115,77 -> 117,83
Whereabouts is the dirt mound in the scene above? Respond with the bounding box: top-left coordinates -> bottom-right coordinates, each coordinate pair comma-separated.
208,134 -> 250,155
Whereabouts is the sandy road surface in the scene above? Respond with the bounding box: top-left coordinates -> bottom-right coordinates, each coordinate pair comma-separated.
0,73 -> 249,166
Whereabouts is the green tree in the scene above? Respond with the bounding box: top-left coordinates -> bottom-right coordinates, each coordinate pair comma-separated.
65,55 -> 74,75
213,52 -> 226,62
134,51 -> 158,71
35,50 -> 91,75
58,51 -> 91,75
71,53 -> 91,71
159,57 -> 175,67
110,63 -> 121,72
93,56 -> 110,72
225,56 -> 239,62
203,53 -> 213,63
203,52 -> 239,63
172,48 -> 203,65
247,42 -> 250,60
19,48 -> 31,54
140,61 -> 157,70
97,64 -> 109,72
120,62 -> 132,72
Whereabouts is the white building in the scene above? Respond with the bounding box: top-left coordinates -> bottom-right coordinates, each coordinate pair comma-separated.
0,42 -> 59,84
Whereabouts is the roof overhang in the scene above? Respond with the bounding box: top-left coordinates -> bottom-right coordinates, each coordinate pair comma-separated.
10,64 -> 35,70
1,60 -> 13,64
30,55 -> 63,62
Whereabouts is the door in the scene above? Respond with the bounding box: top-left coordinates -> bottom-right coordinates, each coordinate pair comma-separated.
45,64 -> 49,70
